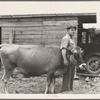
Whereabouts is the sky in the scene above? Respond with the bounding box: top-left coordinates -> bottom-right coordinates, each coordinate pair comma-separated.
0,1 -> 100,28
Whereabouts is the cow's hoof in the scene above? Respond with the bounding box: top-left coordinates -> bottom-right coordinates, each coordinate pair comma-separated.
74,75 -> 79,80
15,90 -> 19,94
85,77 -> 90,82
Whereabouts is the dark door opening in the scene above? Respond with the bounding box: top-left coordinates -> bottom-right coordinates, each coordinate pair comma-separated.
0,27 -> 1,44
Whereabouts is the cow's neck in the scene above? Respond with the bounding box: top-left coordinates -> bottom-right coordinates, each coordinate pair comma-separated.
69,55 -> 77,66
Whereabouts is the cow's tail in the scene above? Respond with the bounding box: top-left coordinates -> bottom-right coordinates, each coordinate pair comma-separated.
0,44 -> 2,48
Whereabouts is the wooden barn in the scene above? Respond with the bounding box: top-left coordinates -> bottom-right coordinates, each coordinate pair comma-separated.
0,13 -> 96,46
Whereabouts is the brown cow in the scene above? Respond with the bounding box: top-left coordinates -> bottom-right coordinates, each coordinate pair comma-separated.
0,44 -> 85,94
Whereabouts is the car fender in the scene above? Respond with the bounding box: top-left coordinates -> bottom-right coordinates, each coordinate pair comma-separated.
85,53 -> 100,62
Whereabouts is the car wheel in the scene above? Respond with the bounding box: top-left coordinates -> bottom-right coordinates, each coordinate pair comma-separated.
86,56 -> 100,74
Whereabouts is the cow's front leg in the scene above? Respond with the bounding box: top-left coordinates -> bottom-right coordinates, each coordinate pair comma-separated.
45,73 -> 52,94
4,81 -> 8,94
50,77 -> 55,94
45,84 -> 49,94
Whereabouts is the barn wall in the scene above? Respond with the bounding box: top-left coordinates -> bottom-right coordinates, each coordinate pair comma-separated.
0,16 -> 78,45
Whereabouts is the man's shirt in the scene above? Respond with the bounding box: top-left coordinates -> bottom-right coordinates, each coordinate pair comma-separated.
60,34 -> 76,50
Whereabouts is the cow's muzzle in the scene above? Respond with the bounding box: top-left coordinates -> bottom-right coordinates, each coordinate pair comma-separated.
79,63 -> 86,70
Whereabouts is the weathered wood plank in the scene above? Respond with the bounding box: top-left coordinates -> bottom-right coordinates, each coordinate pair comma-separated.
0,21 -> 43,27
43,17 -> 77,21
20,18 -> 42,22
2,34 -> 44,39
0,18 -> 43,22
14,39 -> 43,44
3,26 -> 66,31
41,34 -> 64,39
15,31 -> 43,35
43,26 -> 67,31
43,30 -> 66,35
2,34 -> 9,38
15,34 -> 43,39
43,20 -> 78,26
2,30 -> 43,35
2,26 -> 43,31
47,38 -> 61,42
1,40 -> 9,44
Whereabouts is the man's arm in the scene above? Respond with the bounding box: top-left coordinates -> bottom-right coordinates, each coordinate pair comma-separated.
61,37 -> 70,66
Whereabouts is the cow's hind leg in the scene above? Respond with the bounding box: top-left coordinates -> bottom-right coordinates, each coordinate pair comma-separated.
1,58 -> 15,93
2,66 -> 15,93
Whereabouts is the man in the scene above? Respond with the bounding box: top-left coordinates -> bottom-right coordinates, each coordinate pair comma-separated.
61,26 -> 79,91
60,26 -> 77,66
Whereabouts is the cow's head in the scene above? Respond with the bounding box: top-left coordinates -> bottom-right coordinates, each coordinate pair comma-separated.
70,46 -> 86,69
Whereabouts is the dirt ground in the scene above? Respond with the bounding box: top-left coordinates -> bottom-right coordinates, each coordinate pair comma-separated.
0,69 -> 100,94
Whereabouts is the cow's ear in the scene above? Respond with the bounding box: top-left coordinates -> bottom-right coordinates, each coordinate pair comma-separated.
78,46 -> 81,50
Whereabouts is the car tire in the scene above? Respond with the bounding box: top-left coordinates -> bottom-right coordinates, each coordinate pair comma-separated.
86,56 -> 100,74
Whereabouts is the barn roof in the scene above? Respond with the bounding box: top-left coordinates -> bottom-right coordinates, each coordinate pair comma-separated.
0,13 -> 96,23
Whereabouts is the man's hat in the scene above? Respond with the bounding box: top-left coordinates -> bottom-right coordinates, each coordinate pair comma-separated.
66,26 -> 77,30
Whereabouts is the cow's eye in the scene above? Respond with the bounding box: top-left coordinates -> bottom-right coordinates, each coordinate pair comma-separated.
74,53 -> 79,59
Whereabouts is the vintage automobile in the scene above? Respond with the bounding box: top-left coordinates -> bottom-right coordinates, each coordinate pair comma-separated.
78,28 -> 100,74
